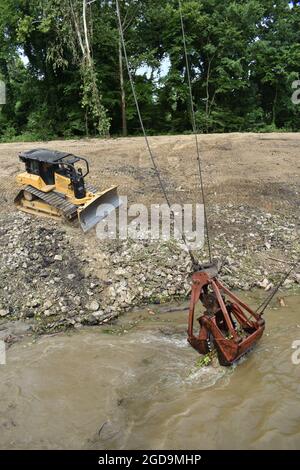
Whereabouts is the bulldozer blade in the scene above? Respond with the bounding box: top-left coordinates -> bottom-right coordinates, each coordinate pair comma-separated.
78,186 -> 121,233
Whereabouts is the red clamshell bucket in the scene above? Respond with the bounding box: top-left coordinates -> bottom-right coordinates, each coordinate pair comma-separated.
188,268 -> 265,366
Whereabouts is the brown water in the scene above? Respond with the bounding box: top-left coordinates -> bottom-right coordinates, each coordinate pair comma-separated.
0,293 -> 300,450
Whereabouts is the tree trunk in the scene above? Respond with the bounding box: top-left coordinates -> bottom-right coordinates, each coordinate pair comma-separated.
82,0 -> 92,66
272,82 -> 278,126
69,0 -> 85,56
118,28 -> 127,136
85,108 -> 89,137
205,61 -> 211,133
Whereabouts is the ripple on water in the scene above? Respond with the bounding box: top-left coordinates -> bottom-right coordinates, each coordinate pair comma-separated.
1,294 -> 299,450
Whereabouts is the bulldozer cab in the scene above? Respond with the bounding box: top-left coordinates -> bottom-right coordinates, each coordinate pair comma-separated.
19,149 -> 90,199
19,149 -> 89,187
21,156 -> 56,185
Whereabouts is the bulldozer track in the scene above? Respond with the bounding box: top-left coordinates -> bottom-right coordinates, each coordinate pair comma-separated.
23,186 -> 78,219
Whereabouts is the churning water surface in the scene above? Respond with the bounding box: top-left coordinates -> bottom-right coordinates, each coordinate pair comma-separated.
0,293 -> 299,450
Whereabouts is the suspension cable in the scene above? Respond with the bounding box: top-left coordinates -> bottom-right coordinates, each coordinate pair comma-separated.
256,259 -> 299,315
116,0 -> 198,267
178,0 -> 212,264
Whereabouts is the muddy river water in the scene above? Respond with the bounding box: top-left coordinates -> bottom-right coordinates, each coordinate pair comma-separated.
0,293 -> 299,450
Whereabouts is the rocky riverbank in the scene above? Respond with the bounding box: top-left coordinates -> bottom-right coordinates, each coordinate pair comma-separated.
0,207 -> 299,343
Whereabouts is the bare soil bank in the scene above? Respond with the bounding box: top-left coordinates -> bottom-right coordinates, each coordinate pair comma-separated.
0,133 -> 299,339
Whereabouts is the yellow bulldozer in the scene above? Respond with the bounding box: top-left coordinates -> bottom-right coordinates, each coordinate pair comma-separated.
14,149 -> 120,232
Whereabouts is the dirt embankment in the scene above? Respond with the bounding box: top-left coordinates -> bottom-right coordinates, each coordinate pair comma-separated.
0,133 -> 299,341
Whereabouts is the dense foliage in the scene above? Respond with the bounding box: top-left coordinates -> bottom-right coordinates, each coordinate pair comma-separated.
0,0 -> 300,141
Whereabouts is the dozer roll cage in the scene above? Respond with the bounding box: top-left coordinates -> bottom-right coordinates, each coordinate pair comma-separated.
19,149 -> 90,184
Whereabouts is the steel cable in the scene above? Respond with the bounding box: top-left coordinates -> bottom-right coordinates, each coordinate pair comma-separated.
116,0 -> 198,267
178,0 -> 212,263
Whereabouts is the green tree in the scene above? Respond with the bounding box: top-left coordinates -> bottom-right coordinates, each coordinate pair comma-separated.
0,0 -> 300,139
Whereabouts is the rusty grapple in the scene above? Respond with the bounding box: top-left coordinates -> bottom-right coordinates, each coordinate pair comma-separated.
188,265 -> 265,366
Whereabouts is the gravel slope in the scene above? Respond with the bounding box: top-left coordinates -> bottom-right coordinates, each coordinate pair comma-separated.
0,133 -> 299,340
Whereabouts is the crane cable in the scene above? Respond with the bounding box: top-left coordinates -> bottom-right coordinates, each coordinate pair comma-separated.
116,0 -> 298,314
116,0 -> 198,268
256,258 -> 299,315
178,0 -> 212,264
178,0 -> 299,313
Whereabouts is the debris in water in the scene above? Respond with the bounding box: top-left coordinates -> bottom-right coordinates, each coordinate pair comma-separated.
278,297 -> 287,307
195,351 -> 217,368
